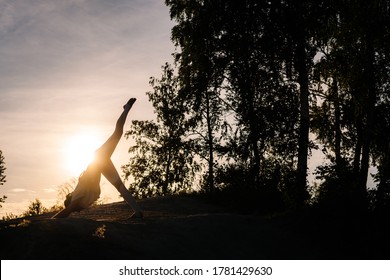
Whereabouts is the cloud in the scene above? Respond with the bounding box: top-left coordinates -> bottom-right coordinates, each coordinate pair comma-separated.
0,0 -> 173,128
43,188 -> 57,194
0,0 -> 174,110
11,188 -> 28,193
0,0 -> 30,34
1,1 -> 172,67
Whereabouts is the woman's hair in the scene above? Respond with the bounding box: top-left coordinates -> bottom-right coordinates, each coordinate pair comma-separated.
63,168 -> 100,209
64,193 -> 72,208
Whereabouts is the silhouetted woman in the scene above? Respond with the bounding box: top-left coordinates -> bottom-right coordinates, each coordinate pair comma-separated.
52,98 -> 143,219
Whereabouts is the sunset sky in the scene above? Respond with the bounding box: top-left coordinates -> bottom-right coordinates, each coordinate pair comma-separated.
0,0 -> 174,216
0,1 -> 377,218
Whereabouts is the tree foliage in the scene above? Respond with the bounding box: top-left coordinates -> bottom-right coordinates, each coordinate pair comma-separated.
166,0 -> 309,208
0,150 -> 7,207
309,0 -> 390,211
23,199 -> 48,217
124,0 -> 390,213
164,0 -> 390,212
122,63 -> 200,197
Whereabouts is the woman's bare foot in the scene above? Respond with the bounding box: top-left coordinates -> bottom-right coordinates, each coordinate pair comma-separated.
124,98 -> 136,110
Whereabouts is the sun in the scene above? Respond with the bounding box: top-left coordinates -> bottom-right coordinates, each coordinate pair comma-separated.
63,132 -> 102,176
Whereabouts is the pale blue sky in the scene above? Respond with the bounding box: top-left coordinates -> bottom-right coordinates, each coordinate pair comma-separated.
0,0 -> 174,216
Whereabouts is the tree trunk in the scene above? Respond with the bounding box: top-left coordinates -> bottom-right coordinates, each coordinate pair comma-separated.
205,90 -> 214,191
376,143 -> 390,211
294,29 -> 310,208
333,79 -> 343,177
164,148 -> 172,193
248,95 -> 261,186
357,30 -> 376,210
353,119 -> 363,176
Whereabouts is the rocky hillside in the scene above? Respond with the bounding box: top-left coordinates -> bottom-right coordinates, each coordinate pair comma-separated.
1,195 -> 389,259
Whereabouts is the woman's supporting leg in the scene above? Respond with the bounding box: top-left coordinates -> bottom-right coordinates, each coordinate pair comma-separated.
100,159 -> 143,217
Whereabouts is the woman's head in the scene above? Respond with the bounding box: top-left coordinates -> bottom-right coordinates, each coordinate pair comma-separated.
64,193 -> 72,208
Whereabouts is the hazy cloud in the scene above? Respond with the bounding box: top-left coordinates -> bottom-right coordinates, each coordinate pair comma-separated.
10,188 -> 28,193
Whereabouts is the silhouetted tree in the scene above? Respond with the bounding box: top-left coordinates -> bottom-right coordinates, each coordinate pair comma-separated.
162,0 -> 390,213
168,0 -> 228,192
309,3 -> 358,209
122,63 -> 200,197
23,199 -> 48,216
365,0 -> 390,211
371,102 -> 390,212
310,0 -> 390,211
166,0 -> 305,206
0,150 -> 6,207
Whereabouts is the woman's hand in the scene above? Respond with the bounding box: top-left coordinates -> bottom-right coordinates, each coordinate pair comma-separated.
131,211 -> 143,219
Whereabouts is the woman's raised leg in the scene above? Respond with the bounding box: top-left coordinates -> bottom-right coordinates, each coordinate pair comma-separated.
94,98 -> 136,160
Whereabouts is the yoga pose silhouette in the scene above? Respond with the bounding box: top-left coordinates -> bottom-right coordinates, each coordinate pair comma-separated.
52,98 -> 143,219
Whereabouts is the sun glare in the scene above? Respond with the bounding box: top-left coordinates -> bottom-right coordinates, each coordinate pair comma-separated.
63,132 -> 102,176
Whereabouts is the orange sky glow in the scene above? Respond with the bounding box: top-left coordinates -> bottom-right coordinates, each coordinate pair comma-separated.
0,0 -> 174,216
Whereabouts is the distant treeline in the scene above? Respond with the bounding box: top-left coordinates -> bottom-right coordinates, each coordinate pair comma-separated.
122,0 -> 390,214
